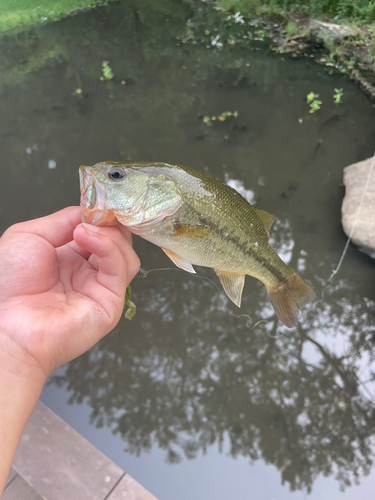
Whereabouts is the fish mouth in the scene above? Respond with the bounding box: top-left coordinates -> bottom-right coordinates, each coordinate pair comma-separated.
79,165 -> 115,226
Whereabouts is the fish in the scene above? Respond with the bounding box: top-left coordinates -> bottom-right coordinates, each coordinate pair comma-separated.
79,161 -> 315,328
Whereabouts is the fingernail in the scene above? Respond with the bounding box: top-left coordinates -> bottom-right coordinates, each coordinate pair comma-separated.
82,223 -> 101,236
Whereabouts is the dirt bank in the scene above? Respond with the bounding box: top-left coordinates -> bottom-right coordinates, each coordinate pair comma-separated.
270,16 -> 375,101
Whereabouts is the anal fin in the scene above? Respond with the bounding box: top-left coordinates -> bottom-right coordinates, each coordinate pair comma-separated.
162,248 -> 196,274
215,269 -> 245,307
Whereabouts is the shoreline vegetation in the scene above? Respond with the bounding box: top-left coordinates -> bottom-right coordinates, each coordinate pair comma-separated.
216,0 -> 375,100
1,0 -> 375,100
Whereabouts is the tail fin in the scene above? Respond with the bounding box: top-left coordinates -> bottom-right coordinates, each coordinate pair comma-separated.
266,273 -> 315,328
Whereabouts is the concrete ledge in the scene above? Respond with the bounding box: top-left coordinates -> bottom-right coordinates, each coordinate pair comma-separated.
107,475 -> 158,500
2,473 -> 43,500
2,401 -> 158,500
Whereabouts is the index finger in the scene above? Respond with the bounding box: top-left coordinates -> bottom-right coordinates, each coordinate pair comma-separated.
95,219 -> 133,246
5,207 -> 81,248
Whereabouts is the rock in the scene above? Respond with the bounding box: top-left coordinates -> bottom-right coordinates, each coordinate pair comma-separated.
308,20 -> 359,43
342,157 -> 375,258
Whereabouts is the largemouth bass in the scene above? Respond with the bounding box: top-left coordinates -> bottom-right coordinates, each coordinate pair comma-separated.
79,161 -> 315,328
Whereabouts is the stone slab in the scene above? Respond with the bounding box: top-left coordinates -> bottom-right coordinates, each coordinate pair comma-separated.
4,469 -> 17,489
1,474 -> 43,500
107,474 -> 158,500
12,401 -> 124,500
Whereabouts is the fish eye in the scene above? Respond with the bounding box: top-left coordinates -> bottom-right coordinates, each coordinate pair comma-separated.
108,166 -> 125,182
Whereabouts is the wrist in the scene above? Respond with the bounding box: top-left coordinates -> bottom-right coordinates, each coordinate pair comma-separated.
0,330 -> 47,389
0,332 -> 46,495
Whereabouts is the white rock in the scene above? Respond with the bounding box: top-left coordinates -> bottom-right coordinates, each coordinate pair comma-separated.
308,20 -> 359,43
342,157 -> 375,258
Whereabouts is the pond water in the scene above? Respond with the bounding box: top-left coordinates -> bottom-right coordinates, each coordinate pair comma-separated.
1,1 -> 375,499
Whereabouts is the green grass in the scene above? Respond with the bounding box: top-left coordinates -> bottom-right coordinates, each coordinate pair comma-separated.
0,0 -> 115,34
285,21 -> 302,37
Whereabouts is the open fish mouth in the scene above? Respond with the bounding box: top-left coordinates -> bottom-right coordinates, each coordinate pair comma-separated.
79,165 -> 115,226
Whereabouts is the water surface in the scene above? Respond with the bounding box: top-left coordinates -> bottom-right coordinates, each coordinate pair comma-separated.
1,2 -> 375,499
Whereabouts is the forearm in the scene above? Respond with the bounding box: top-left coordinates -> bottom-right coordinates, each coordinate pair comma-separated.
0,345 -> 45,494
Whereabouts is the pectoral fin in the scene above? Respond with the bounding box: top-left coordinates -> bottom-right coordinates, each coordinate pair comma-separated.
162,248 -> 196,274
215,269 -> 245,307
253,208 -> 277,237
173,222 -> 211,239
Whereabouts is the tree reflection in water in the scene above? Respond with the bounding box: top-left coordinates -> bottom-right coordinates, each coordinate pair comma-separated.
50,246 -> 375,493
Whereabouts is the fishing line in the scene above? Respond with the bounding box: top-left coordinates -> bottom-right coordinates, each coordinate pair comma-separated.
314,283 -> 331,306
144,267 -> 375,401
144,267 -> 295,356
144,268 -> 316,341
356,376 -> 375,405
139,206 -> 375,401
299,148 -> 375,406
329,148 -> 375,281
295,293 -> 375,406
137,148 -> 375,331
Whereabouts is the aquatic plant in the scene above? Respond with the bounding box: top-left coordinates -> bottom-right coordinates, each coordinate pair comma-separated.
218,110 -> 238,120
306,92 -> 316,103
306,92 -> 322,113
309,99 -> 322,112
333,87 -> 343,103
202,111 -> 238,126
203,116 -> 212,126
100,60 -> 114,80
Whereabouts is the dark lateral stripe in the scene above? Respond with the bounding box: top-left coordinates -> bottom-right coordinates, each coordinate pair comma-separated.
185,203 -> 286,283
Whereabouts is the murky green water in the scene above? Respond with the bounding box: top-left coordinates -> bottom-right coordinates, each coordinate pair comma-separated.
1,1 -> 375,499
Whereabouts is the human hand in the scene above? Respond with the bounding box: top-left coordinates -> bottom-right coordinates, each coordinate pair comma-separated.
0,206 -> 140,383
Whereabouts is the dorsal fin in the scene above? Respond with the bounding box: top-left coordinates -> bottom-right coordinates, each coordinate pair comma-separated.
253,208 -> 277,237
